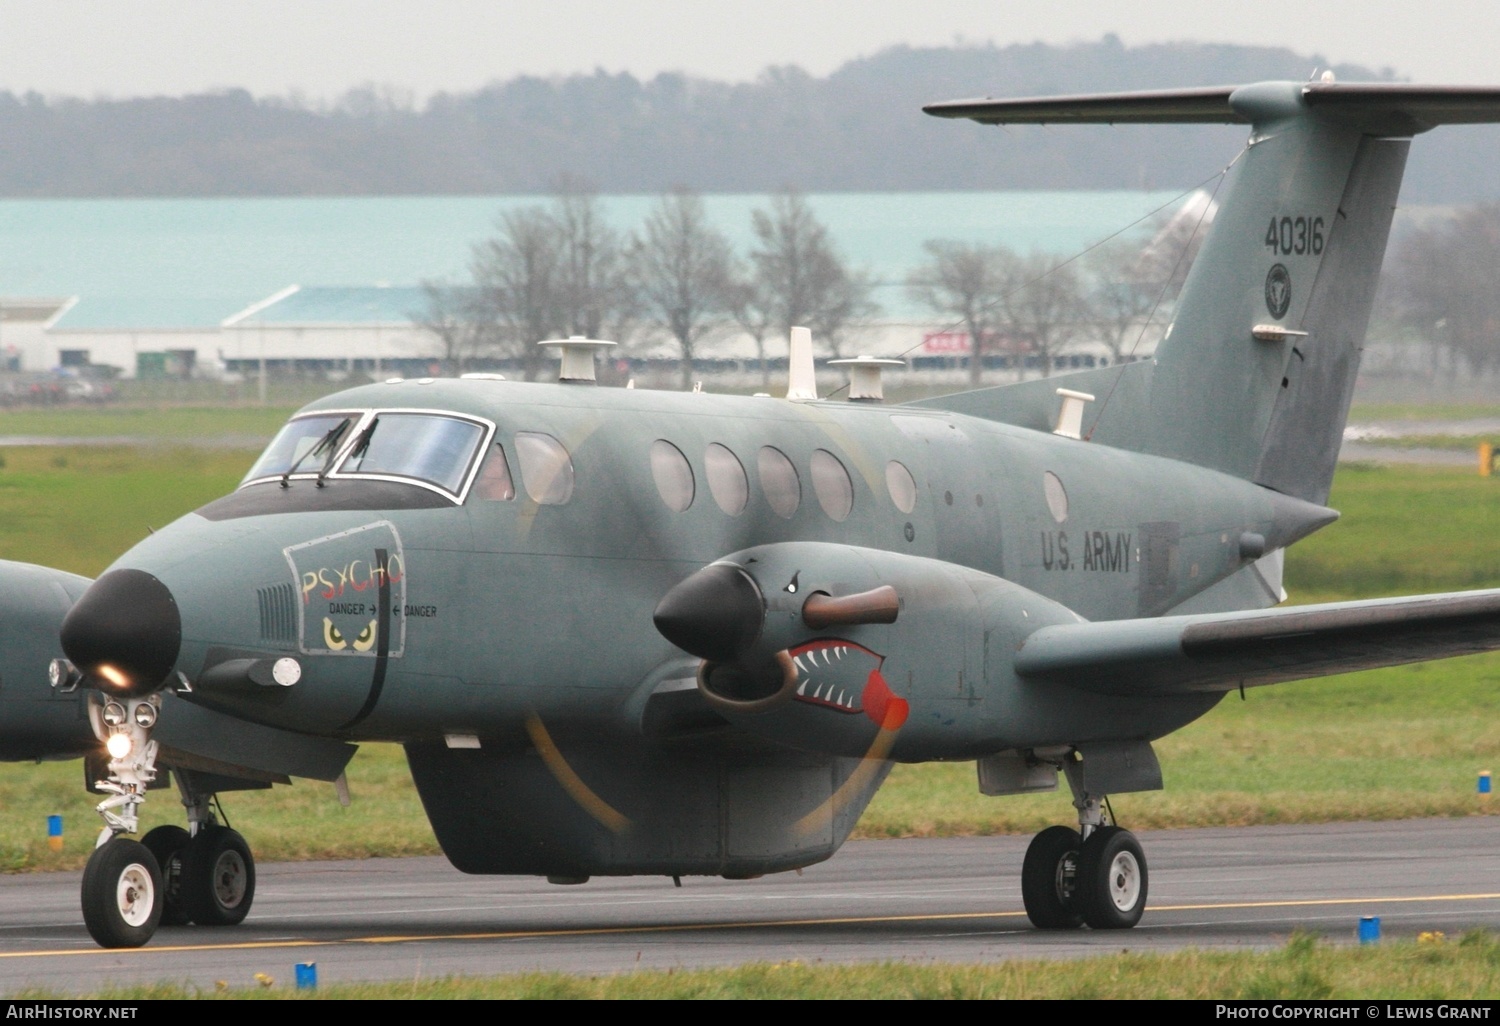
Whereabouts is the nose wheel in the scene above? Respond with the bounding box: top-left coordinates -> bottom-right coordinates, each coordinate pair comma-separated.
180,825 -> 255,926
140,824 -> 190,925
134,822 -> 257,930
81,838 -> 162,949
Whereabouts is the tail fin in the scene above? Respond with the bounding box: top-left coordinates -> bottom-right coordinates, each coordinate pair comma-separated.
922,83 -> 1500,505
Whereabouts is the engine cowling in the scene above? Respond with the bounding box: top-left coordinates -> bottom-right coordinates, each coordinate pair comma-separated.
654,542 -> 1084,762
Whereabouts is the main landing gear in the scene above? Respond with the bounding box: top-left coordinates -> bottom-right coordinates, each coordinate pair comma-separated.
1020,755 -> 1148,931
80,694 -> 256,948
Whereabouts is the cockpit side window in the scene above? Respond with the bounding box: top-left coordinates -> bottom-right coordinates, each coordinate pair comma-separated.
475,443 -> 515,501
514,432 -> 574,505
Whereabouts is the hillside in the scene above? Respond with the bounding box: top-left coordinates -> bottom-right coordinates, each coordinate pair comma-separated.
2,37 -> 1496,201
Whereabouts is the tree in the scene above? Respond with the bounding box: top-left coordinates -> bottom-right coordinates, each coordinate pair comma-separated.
415,280 -> 493,376
551,180 -> 639,346
749,192 -> 878,358
727,272 -> 776,389
1387,204 -> 1500,377
633,189 -> 735,390
467,185 -> 641,382
469,205 -> 561,381
1085,240 -> 1161,366
997,253 -> 1090,379
907,241 -> 1012,386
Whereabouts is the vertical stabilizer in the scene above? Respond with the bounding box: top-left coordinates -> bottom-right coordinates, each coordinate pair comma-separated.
1250,137 -> 1407,504
922,82 -> 1500,503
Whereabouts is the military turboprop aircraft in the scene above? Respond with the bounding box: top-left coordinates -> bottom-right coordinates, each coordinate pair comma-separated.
11,79 -> 1500,948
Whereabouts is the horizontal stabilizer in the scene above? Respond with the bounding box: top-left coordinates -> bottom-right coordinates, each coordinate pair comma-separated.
925,83 -> 1500,134
1015,589 -> 1500,697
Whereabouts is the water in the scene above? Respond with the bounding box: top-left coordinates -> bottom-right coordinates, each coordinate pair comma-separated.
0,191 -> 1185,327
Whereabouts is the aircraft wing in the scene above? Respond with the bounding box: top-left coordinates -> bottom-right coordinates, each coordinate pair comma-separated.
1014,589 -> 1500,697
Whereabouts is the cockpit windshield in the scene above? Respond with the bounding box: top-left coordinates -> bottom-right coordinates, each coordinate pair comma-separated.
339,413 -> 486,494
242,410 -> 491,500
242,415 -> 353,484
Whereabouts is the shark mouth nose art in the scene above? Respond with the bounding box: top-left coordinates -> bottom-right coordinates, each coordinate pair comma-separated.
789,639 -> 907,729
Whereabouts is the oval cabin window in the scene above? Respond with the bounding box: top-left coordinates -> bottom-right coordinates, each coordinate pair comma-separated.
650,440 -> 695,512
811,449 -> 854,522
1043,471 -> 1069,523
705,443 -> 748,516
515,432 -> 575,505
757,446 -> 801,519
885,460 -> 917,514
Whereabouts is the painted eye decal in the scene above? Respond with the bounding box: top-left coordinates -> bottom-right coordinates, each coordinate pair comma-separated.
323,617 -> 347,651
352,619 -> 377,652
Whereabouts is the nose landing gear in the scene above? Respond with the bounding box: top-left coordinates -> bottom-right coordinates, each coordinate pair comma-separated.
79,694 -> 257,948
81,694 -> 165,948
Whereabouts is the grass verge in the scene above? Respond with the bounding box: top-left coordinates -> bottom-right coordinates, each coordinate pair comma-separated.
14,931 -> 1500,999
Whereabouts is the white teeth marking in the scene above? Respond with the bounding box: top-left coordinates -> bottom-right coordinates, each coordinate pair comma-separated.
797,682 -> 806,695
813,683 -> 824,698
793,655 -> 806,674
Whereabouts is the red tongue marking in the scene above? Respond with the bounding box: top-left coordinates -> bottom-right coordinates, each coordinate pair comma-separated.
861,668 -> 908,730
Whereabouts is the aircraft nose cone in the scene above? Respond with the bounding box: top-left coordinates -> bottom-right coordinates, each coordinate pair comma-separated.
60,568 -> 182,696
653,563 -> 765,663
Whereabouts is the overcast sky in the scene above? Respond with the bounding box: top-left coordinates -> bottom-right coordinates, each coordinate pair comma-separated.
2,0 -> 1496,101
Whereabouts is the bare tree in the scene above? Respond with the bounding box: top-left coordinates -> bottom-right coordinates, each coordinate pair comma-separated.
633,189 -> 734,390
997,253 -> 1090,379
727,272 -> 775,388
415,280 -> 493,376
552,180 -> 639,346
1387,204 -> 1500,377
907,241 -> 1013,386
469,205 -> 561,381
1085,240 -> 1160,366
749,191 -> 879,358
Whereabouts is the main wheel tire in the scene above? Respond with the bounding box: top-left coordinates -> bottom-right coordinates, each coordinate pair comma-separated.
180,826 -> 255,926
1075,826 -> 1147,930
81,838 -> 162,948
140,825 -> 191,926
1021,825 -> 1084,929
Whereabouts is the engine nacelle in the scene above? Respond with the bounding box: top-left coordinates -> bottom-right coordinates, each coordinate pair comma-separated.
655,542 -> 1085,762
0,560 -> 97,760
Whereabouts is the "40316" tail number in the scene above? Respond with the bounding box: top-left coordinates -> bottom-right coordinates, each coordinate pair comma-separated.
1265,215 -> 1324,256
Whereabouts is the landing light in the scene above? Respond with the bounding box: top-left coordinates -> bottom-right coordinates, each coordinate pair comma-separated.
101,701 -> 127,727
105,732 -> 132,760
96,664 -> 129,689
48,658 -> 80,692
132,703 -> 157,729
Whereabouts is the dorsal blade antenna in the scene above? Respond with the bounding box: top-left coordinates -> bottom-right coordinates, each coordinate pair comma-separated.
785,326 -> 817,401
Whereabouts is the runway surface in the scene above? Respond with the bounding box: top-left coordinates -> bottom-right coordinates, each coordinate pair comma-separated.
2,818 -> 1498,994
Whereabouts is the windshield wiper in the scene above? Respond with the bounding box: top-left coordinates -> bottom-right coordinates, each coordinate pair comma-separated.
320,418 -> 377,487
280,420 -> 351,489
